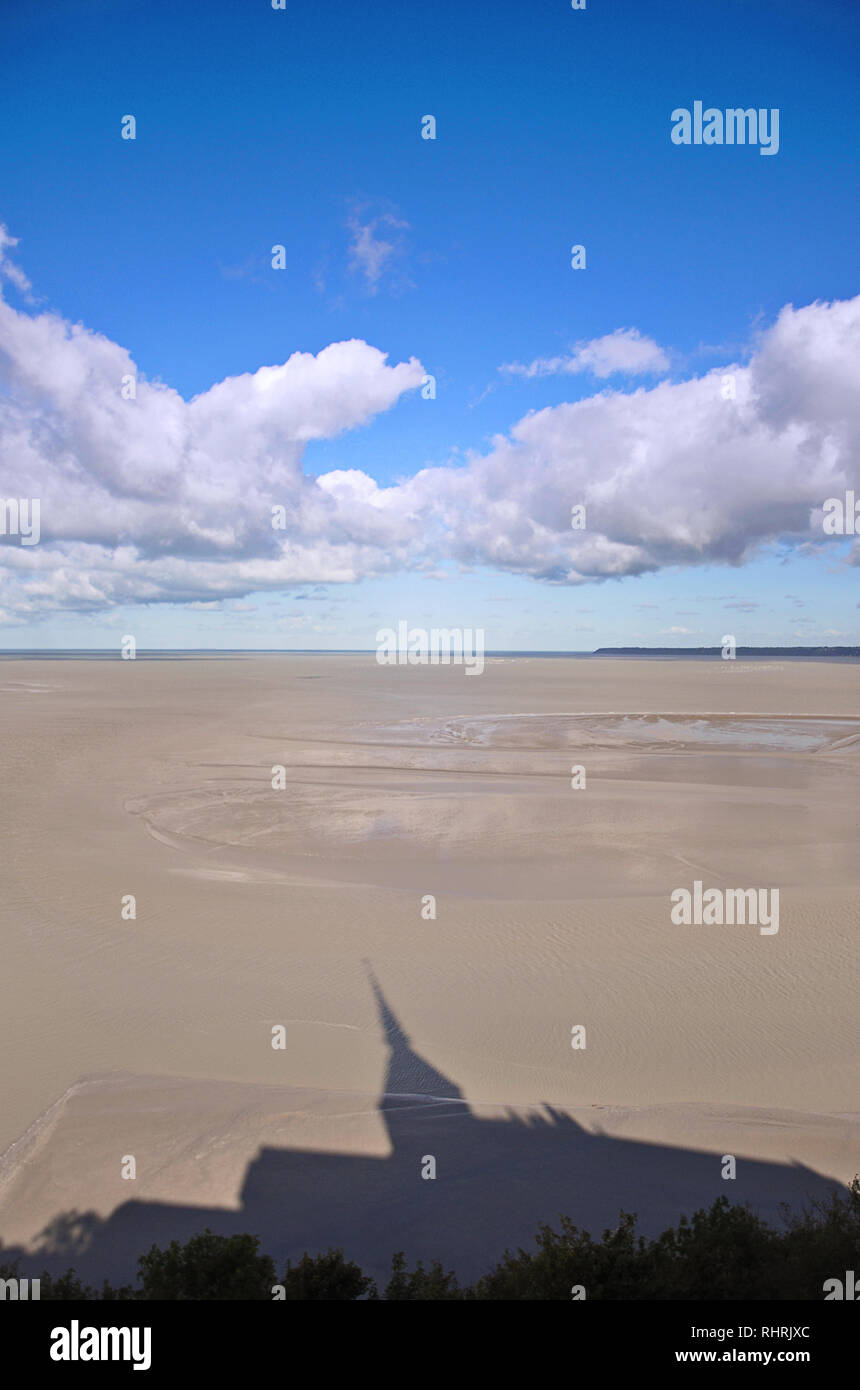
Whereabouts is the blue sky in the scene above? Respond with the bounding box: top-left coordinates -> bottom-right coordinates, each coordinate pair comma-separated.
0,0 -> 858,649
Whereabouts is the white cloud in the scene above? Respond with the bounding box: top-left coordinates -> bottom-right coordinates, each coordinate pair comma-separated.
427,295 -> 860,583
501,328 -> 670,380
0,225 -> 33,298
347,208 -> 410,293
1,223 -> 859,624
0,225 -> 425,619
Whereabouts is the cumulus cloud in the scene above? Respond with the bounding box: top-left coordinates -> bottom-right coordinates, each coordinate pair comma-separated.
433,295 -> 860,583
501,328 -> 670,380
1,222 -> 859,624
0,226 -> 425,619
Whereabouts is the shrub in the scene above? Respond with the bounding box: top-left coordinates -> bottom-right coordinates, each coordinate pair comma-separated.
137,1229 -> 275,1300
279,1248 -> 377,1300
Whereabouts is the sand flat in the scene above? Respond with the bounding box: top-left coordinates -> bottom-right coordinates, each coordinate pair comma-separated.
0,655 -> 857,1280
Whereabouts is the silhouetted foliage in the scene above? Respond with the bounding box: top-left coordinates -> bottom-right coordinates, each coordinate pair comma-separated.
137,1229 -> 275,1300
776,1177 -> 860,1299
474,1178 -> 860,1300
279,1248 -> 377,1300
385,1251 -> 465,1300
2,1181 -> 858,1299
0,1258 -> 132,1301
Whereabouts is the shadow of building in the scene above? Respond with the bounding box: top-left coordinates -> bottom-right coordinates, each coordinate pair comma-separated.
2,968 -> 844,1289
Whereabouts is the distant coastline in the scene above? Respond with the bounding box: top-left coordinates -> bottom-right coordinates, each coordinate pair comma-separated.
593,646 -> 860,659
1,646 -> 859,661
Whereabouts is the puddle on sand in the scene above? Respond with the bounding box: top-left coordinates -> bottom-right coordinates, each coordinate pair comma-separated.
374,713 -> 860,754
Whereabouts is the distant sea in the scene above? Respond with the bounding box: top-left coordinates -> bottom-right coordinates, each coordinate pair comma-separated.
0,648 -> 859,662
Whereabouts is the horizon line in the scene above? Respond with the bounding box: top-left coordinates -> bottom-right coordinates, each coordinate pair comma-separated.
0,645 -> 859,657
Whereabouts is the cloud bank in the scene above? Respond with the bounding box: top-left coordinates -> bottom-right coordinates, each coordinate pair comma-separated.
1,226 -> 858,623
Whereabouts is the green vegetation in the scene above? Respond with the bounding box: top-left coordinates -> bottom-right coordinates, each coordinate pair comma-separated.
2,1180 -> 858,1300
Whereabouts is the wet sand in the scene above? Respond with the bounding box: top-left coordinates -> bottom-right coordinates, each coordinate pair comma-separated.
0,655 -> 857,1281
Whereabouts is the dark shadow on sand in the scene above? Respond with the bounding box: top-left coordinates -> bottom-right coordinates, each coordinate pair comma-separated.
2,968 -> 845,1288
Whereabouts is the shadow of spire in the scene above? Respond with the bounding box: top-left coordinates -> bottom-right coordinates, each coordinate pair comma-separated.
0,977 -> 847,1293
363,959 -> 463,1112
